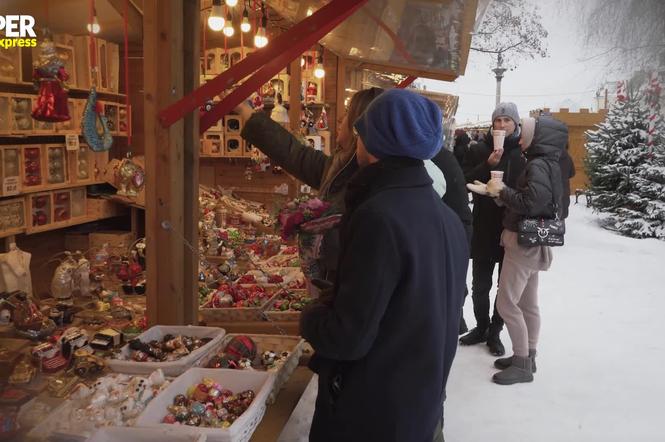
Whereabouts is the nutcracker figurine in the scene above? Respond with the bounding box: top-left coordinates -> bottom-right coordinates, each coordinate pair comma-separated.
31,29 -> 71,122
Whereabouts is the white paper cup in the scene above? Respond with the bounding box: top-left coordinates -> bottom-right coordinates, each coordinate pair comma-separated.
490,170 -> 504,181
493,129 -> 506,152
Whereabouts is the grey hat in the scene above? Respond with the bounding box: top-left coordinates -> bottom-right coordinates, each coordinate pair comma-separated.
491,102 -> 520,125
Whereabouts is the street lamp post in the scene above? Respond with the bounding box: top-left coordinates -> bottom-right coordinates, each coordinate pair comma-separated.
492,53 -> 507,106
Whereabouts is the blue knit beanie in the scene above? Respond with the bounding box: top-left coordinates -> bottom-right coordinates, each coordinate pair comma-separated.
353,89 -> 443,160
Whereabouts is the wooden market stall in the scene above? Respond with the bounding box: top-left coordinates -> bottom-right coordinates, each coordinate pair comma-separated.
0,0 -> 482,440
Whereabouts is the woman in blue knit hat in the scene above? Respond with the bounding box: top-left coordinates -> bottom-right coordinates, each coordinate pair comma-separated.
301,89 -> 469,442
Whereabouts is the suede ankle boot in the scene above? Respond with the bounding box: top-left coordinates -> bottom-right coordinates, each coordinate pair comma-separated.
492,355 -> 534,385
494,349 -> 537,372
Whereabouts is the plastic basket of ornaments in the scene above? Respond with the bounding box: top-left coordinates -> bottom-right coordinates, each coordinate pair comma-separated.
27,369 -> 171,441
134,368 -> 275,442
201,334 -> 304,404
105,325 -> 226,376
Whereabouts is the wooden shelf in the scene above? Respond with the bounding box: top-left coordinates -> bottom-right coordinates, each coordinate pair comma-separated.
3,180 -> 106,199
0,81 -> 126,102
0,212 -> 125,238
100,194 -> 145,210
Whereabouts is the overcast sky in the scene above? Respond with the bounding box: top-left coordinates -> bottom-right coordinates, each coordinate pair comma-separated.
422,0 -> 629,125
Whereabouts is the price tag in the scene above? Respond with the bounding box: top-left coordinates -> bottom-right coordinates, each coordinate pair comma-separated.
66,134 -> 80,151
3,177 -> 20,196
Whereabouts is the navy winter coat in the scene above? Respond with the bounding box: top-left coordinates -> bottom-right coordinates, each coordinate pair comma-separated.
301,157 -> 469,442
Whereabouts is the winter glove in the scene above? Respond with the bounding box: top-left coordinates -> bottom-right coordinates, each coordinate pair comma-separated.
486,179 -> 505,197
466,180 -> 489,196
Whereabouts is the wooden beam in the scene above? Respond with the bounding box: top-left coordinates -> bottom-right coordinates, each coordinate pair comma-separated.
143,0 -> 197,326
108,0 -> 143,39
357,62 -> 458,83
289,58 -> 302,133
335,56 -> 346,148
182,0 -> 201,325
458,0 -> 479,76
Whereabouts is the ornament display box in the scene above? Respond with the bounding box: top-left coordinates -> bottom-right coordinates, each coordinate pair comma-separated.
27,187 -> 87,234
224,135 -> 244,158
105,325 -> 226,377
0,46 -> 22,83
11,95 -> 33,134
199,288 -> 279,323
0,197 -> 27,238
45,144 -> 69,186
0,146 -> 22,196
88,427 -> 207,442
21,145 -> 45,190
203,133 -> 224,157
135,368 -> 274,442
69,145 -> 94,184
0,94 -> 13,134
201,333 -> 305,405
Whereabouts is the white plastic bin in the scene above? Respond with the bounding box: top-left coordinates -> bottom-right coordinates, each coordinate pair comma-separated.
135,368 -> 275,442
88,426 -> 207,442
106,325 -> 226,376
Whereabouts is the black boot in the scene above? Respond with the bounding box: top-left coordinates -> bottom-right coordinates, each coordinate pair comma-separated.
459,317 -> 468,335
492,355 -> 534,385
494,349 -> 537,373
486,325 -> 505,356
459,327 -> 488,345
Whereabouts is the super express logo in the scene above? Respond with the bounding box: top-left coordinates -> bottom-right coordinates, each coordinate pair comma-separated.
1,16 -> 38,49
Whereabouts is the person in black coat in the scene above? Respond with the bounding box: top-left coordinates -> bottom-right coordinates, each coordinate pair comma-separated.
431,147 -> 473,334
301,89 -> 469,442
460,102 -> 526,356
453,129 -> 471,168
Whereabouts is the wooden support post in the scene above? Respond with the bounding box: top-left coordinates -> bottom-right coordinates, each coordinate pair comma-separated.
143,0 -> 199,326
289,58 -> 302,133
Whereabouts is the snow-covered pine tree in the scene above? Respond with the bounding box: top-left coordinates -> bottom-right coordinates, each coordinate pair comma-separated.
585,82 -> 665,239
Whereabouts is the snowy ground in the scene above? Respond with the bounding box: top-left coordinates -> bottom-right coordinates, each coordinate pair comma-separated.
278,201 -> 665,442
445,200 -> 665,442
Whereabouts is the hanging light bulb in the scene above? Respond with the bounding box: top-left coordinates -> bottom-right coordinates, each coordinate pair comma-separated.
254,13 -> 268,48
226,0 -> 239,7
300,56 -> 305,68
223,12 -> 235,37
306,7 -> 314,17
208,0 -> 225,31
87,8 -> 101,34
314,49 -> 325,79
241,7 -> 251,33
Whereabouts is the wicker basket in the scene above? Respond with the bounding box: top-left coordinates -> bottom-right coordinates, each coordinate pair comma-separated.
199,289 -> 278,323
262,289 -> 310,322
201,333 -> 304,404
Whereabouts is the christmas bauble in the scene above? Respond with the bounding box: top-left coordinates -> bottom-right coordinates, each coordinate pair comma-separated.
223,336 -> 257,361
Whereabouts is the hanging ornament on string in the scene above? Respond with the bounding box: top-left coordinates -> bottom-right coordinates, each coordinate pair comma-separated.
31,28 -> 71,122
316,106 -> 328,130
82,0 -> 113,151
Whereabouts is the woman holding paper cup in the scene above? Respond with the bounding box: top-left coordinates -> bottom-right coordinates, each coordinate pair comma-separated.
460,102 -> 526,356
468,116 -> 567,385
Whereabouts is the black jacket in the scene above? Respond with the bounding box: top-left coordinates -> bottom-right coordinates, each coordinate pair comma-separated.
500,117 -> 568,231
559,149 -> 576,219
431,148 -> 473,246
300,158 -> 469,442
241,112 -> 358,278
462,130 -> 526,260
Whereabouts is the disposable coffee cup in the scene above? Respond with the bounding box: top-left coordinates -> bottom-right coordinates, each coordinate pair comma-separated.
490,170 -> 504,182
493,129 -> 506,152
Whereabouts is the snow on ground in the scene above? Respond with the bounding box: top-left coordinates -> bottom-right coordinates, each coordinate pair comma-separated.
445,201 -> 665,442
278,201 -> 665,442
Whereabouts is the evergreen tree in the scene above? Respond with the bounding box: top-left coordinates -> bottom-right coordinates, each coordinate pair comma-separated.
585,89 -> 665,239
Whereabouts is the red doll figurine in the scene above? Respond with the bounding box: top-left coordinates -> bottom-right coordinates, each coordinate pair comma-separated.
31,29 -> 71,122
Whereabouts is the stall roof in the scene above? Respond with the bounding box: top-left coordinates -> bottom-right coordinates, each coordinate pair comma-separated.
267,0 -> 481,82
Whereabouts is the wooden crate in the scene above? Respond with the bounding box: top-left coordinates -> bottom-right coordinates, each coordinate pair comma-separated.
0,93 -> 12,135
199,289 -> 279,323
224,135 -> 244,158
55,44 -> 77,89
97,39 -> 110,92
89,230 -> 135,257
27,191 -> 52,233
118,104 -> 129,136
86,197 -> 127,219
224,115 -> 242,135
1,146 -> 22,197
73,36 -> 100,90
69,145 -> 93,184
0,197 -> 27,237
203,132 -> 224,157
55,98 -> 79,134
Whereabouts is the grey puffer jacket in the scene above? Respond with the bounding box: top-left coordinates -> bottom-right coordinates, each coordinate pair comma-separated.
499,117 -> 568,232
240,112 -> 357,279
